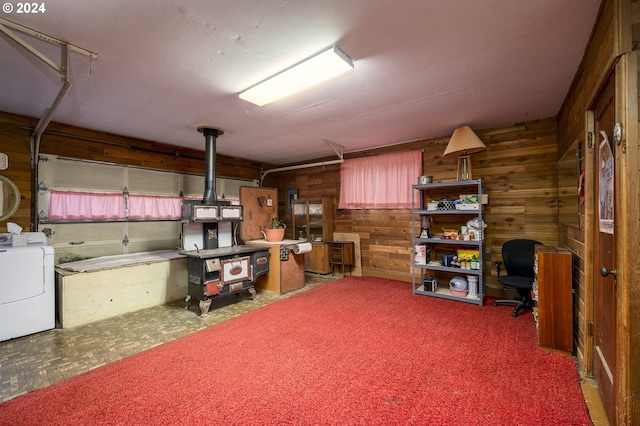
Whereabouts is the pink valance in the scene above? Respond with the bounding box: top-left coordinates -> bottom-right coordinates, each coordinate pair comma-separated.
338,150 -> 422,209
49,190 -> 125,220
128,195 -> 181,219
49,191 -> 243,221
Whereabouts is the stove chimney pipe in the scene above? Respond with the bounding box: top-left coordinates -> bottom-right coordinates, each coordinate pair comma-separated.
197,126 -> 224,204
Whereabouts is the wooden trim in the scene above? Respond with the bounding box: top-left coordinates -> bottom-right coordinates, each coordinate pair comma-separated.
616,0 -> 632,56
624,49 -> 640,426
615,49 -> 639,426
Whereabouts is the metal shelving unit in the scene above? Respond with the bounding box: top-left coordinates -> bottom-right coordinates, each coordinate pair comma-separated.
411,179 -> 485,306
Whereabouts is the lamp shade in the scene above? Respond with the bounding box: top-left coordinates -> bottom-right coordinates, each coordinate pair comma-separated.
443,126 -> 486,157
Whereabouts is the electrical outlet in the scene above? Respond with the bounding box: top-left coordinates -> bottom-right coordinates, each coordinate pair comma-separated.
0,153 -> 7,170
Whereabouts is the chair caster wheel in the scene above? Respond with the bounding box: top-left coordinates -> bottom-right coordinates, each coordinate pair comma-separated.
493,301 -> 498,307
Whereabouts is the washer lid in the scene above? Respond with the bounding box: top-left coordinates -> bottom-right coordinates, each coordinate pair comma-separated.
0,247 -> 47,304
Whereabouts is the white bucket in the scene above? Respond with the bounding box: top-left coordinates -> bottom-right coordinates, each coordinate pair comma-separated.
467,275 -> 479,298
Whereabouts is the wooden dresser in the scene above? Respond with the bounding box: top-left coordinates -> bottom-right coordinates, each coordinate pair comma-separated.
534,245 -> 573,353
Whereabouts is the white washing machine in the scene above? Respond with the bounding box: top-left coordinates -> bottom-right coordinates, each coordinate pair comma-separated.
0,232 -> 55,341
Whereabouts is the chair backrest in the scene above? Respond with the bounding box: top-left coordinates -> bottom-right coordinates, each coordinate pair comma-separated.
502,239 -> 542,278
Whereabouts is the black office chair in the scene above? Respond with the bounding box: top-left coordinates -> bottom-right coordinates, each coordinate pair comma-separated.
493,239 -> 542,317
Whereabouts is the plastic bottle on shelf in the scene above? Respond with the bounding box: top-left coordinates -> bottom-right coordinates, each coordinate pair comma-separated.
471,255 -> 480,270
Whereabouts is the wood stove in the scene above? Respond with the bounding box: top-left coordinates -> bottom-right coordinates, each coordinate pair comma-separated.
181,126 -> 269,317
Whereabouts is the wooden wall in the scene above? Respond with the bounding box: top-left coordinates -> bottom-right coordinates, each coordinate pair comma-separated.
3,110 -> 562,297
265,117 -> 561,295
625,47 -> 640,426
0,113 -> 33,230
556,0 -> 616,376
0,111 -> 271,232
557,1 -> 640,423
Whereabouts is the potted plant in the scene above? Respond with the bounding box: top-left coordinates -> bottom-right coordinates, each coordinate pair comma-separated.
263,217 -> 286,242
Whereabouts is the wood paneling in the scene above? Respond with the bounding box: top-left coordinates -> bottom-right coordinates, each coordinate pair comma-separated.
622,47 -> 640,426
557,1 -> 640,423
0,113 -> 33,230
613,8 -> 640,423
555,0 -> 618,384
239,186 -> 278,241
267,118 -> 561,290
558,0 -> 615,159
556,0 -> 613,383
561,222 -> 587,370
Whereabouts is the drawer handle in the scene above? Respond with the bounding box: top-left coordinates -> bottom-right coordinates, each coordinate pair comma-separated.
69,241 -> 85,245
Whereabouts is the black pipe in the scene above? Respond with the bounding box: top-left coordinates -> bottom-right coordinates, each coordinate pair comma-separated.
197,126 -> 224,204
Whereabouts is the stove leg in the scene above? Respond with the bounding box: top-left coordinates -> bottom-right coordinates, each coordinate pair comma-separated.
247,287 -> 257,300
184,294 -> 192,310
199,299 -> 212,317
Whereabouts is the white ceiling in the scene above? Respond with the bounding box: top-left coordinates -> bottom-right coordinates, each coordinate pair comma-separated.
0,0 -> 601,166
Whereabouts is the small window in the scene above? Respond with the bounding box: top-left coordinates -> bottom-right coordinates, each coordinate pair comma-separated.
338,150 -> 421,209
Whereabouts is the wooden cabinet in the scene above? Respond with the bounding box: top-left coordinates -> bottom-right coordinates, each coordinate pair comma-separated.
292,198 -> 334,274
292,198 -> 334,242
328,241 -> 355,274
247,241 -> 305,295
304,242 -> 332,274
533,246 -> 573,353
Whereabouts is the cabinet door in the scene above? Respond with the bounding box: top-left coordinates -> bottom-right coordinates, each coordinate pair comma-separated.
304,243 -> 332,274
308,200 -> 324,241
342,243 -> 355,266
292,200 -> 308,240
536,248 -> 572,352
292,198 -> 334,242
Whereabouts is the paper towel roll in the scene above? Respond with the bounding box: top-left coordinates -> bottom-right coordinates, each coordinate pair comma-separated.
290,242 -> 312,254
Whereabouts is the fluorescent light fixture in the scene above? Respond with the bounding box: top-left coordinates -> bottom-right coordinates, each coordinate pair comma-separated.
239,45 -> 354,106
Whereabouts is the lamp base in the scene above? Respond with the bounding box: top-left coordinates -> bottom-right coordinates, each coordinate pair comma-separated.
457,155 -> 472,181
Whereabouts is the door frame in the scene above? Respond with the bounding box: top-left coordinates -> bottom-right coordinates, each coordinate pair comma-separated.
584,50 -> 638,425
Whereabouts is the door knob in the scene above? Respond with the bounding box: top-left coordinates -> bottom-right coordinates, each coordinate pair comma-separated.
600,267 -> 617,277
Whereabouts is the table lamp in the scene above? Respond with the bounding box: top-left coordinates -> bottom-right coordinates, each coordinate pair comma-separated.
443,126 -> 486,181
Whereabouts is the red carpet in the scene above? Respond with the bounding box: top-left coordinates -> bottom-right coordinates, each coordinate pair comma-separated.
1,277 -> 591,425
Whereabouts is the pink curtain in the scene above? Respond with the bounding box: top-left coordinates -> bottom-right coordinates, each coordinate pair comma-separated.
49,190 -> 125,220
128,195 -> 181,219
338,150 -> 422,209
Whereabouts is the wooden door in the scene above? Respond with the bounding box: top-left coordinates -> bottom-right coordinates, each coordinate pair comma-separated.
592,75 -> 617,424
